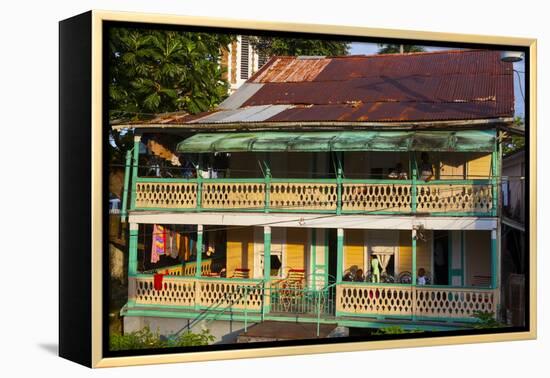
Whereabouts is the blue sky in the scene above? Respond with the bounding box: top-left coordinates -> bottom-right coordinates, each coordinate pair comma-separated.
349,42 -> 525,119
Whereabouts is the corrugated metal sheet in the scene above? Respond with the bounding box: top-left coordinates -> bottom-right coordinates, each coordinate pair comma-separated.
121,50 -> 514,127
176,130 -> 496,153
251,57 -> 331,83
189,104 -> 291,123
267,101 -> 512,122
218,83 -> 264,109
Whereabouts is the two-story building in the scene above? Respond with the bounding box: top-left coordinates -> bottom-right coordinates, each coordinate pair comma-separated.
114,49 -> 514,342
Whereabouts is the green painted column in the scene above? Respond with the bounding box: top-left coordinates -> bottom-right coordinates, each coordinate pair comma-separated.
310,229 -> 317,289
411,228 -> 418,320
336,228 -> 344,283
263,226 -> 272,316
127,223 -> 139,307
491,148 -> 498,217
264,166 -> 271,213
411,153 -> 418,214
491,229 -> 498,289
128,223 -> 139,276
461,231 -> 465,286
130,134 -> 141,210
263,226 -> 271,280
121,149 -> 132,222
195,225 -> 203,278
196,165 -> 203,211
412,228 -> 417,285
336,152 -> 343,215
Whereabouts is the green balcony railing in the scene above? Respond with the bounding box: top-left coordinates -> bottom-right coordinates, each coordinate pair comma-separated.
131,177 -> 495,216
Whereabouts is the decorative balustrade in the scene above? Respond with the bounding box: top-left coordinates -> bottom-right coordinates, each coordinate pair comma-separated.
182,259 -> 212,276
270,182 -> 337,211
196,279 -> 264,311
130,275 -> 498,322
336,283 -> 413,316
414,286 -> 498,319
201,181 -> 265,210
133,179 -> 494,216
416,183 -> 493,214
133,275 -> 196,307
135,181 -> 197,209
342,182 -> 411,212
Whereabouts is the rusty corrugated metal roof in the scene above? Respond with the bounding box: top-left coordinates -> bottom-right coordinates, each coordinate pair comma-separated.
119,49 -> 514,128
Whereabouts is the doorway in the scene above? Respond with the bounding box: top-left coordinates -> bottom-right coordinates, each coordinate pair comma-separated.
433,230 -> 450,285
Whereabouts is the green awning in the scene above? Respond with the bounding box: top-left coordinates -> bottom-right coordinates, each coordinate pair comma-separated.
176,130 -> 496,153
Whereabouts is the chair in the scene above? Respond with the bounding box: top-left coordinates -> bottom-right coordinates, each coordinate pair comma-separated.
275,269 -> 306,312
231,268 -> 250,279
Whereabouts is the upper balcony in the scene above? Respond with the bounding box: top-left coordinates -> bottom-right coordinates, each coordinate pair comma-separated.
122,130 -> 499,218
132,177 -> 495,216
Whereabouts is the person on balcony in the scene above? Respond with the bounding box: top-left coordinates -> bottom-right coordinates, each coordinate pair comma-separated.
417,268 -> 427,285
354,269 -> 365,282
371,256 -> 381,283
419,152 -> 434,181
388,162 -> 408,180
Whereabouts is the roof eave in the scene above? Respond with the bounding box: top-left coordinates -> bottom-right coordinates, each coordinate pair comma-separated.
111,117 -> 515,132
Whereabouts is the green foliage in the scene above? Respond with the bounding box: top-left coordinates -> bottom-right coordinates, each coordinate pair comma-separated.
372,326 -> 423,335
110,326 -> 215,351
472,311 -> 506,329
250,36 -> 349,57
377,44 -> 425,54
108,27 -> 234,121
503,117 -> 525,156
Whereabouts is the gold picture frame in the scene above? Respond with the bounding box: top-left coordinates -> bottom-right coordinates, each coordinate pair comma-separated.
59,10 -> 537,368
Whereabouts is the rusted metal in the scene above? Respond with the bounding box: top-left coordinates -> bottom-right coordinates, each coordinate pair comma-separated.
116,49 -> 514,128
250,56 -> 331,83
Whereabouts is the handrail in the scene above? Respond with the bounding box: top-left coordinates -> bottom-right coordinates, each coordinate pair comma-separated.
167,281 -> 264,340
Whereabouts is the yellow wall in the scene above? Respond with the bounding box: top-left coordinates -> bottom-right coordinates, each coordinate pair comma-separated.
438,152 -> 466,180
344,229 -> 365,272
398,230 -> 412,273
467,153 -> 492,179
284,228 -> 308,275
226,227 -> 255,276
465,230 -> 491,286
397,230 -> 432,275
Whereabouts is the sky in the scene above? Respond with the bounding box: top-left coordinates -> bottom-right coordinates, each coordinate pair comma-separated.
349,42 -> 525,119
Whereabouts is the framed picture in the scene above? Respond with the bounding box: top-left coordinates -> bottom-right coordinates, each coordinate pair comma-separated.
59,10 -> 537,368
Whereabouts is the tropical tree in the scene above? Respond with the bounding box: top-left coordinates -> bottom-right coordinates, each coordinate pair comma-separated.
377,44 -> 425,54
108,27 -> 234,122
250,36 -> 349,57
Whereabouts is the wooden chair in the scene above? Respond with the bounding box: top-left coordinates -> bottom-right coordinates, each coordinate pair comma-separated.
276,269 -> 306,312
231,268 -> 250,279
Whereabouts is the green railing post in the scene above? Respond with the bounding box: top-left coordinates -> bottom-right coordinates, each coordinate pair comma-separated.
244,286 -> 248,333
491,229 -> 498,289
195,225 -> 203,278
264,166 -> 271,213
121,149 -> 132,222
336,228 -> 344,283
128,223 -> 139,307
336,164 -> 343,215
130,134 -> 141,210
316,290 -> 321,337
412,228 -> 417,320
196,169 -> 203,211
491,147 -> 498,217
263,226 -> 271,316
411,153 -> 418,214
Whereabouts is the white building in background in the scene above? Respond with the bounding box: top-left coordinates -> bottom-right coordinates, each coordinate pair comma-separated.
221,35 -> 269,93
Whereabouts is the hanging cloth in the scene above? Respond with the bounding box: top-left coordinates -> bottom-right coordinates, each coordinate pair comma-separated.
168,229 -> 179,259
376,253 -> 392,274
151,224 -> 166,264
153,273 -> 165,291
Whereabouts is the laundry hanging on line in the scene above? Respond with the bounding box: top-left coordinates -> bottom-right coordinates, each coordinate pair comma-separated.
151,224 -> 166,264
